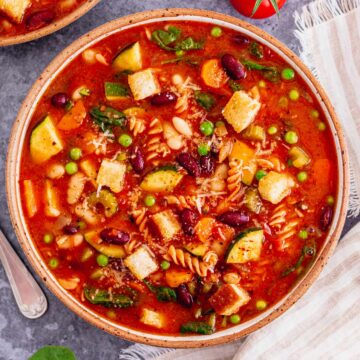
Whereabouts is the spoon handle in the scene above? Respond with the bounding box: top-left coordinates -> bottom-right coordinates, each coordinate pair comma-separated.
0,229 -> 47,319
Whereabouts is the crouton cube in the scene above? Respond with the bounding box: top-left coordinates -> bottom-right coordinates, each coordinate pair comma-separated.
258,171 -> 295,205
124,246 -> 158,280
152,210 -> 181,241
96,159 -> 126,193
222,90 -> 261,133
128,69 -> 161,100
140,308 -> 165,329
0,0 -> 31,23
209,284 -> 250,316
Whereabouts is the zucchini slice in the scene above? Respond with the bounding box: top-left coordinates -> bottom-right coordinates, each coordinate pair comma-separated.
84,231 -> 126,258
112,42 -> 142,72
30,115 -> 63,164
87,189 -> 118,217
226,228 -> 264,264
140,167 -> 183,193
184,243 -> 208,257
105,82 -> 129,101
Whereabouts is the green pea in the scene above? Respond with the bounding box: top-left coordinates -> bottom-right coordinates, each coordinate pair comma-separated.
198,143 -> 210,156
215,121 -> 225,128
160,260 -> 170,270
43,233 -> 54,244
229,314 -> 241,324
49,258 -> 59,269
318,122 -> 326,131
289,89 -> 300,101
281,68 -> 295,81
297,171 -> 308,182
69,148 -> 82,161
176,49 -> 185,57
77,221 -> 86,230
284,131 -> 298,144
256,169 -> 267,181
267,125 -> 278,135
211,26 -> 222,37
326,195 -> 335,206
144,195 -> 156,207
65,162 -> 78,175
118,134 -> 133,147
298,229 -> 308,240
311,109 -> 319,118
200,120 -> 214,136
256,300 -> 268,311
97,254 -> 109,267
258,80 -> 266,88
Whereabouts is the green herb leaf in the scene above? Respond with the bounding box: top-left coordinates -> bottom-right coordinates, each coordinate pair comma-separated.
84,286 -> 134,308
115,69 -> 134,79
249,42 -> 264,59
180,321 -> 214,335
176,37 -> 204,51
242,60 -> 280,82
144,280 -> 177,302
228,80 -> 243,92
194,91 -> 216,111
79,88 -> 90,97
281,243 -> 316,277
90,106 -> 126,132
151,27 -> 181,50
29,346 -> 76,360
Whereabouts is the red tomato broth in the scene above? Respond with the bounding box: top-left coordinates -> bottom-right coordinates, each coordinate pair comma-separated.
20,21 -> 338,335
0,0 -> 87,36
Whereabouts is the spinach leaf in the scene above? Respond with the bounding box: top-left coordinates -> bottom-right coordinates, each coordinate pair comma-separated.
249,42 -> 264,59
176,37 -> 204,51
115,69 -> 134,79
180,321 -> 214,335
84,287 -> 134,308
151,26 -> 181,50
90,106 -> 126,132
242,60 -> 280,83
29,346 -> 76,360
144,280 -> 177,302
228,80 -> 243,92
161,56 -> 200,66
194,91 -> 216,111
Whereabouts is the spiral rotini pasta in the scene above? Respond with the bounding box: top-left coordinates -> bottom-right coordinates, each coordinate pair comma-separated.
227,159 -> 243,201
131,208 -> 152,243
164,195 -> 204,210
128,115 -> 146,137
146,118 -> 170,164
164,246 -> 218,277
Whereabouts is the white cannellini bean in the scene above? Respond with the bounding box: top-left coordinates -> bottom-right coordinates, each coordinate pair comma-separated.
172,116 -> 193,138
46,163 -> 65,179
82,49 -> 97,64
72,86 -> 86,101
172,74 -> 184,86
167,136 -> 184,150
58,276 -> 80,290
56,234 -> 83,249
67,172 -> 87,205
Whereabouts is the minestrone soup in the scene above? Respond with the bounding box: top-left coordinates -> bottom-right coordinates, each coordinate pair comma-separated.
20,21 -> 338,335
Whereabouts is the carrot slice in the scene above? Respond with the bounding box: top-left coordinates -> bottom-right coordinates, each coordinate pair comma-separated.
201,59 -> 229,88
57,100 -> 86,130
23,180 -> 38,218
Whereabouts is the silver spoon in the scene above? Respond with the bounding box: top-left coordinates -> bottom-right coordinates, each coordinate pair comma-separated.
0,228 -> 47,319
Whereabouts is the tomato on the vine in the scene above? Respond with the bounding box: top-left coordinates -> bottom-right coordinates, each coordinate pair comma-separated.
230,0 -> 286,19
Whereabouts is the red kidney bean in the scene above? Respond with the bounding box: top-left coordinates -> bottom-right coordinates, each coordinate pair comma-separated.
151,91 -> 177,106
63,225 -> 78,235
176,153 -> 200,177
200,155 -> 214,177
176,284 -> 194,308
51,93 -> 69,108
221,54 -> 246,80
26,10 -> 55,30
130,146 -> 144,173
100,228 -> 130,244
217,211 -> 249,227
320,206 -> 333,231
232,34 -> 250,46
180,209 -> 199,236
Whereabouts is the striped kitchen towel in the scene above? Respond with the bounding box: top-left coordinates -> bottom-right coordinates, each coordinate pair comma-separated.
120,1 -> 360,359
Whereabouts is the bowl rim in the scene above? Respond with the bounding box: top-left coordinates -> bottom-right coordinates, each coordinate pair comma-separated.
0,0 -> 101,47
6,8 -> 349,348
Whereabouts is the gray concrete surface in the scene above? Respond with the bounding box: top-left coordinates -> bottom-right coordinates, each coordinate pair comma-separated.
0,1 -> 357,359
